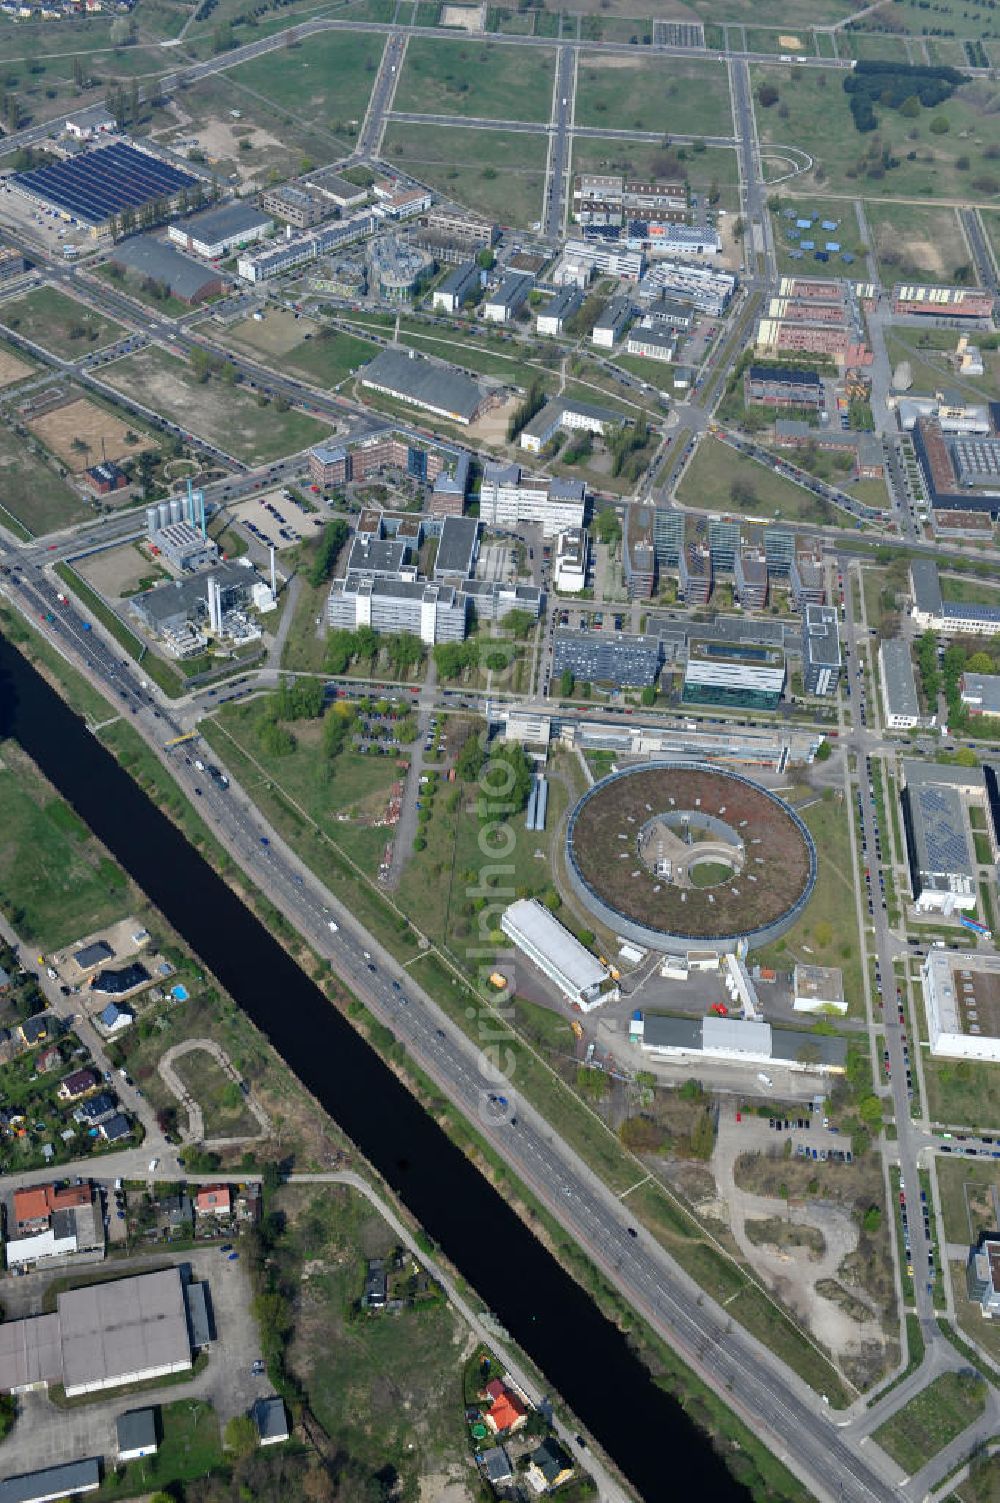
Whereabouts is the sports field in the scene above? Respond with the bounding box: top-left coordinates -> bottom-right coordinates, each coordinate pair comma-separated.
751,64 -> 1000,199
393,37 -> 557,122
0,286 -> 125,358
381,122 -> 548,227
575,54 -> 733,137
101,345 -> 332,464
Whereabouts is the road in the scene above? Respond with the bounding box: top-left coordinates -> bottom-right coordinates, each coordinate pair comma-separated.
541,47 -> 575,243
0,545 -> 909,1503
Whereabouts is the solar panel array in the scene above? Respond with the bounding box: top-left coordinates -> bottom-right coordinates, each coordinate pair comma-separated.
13,142 -> 199,226
917,785 -> 972,875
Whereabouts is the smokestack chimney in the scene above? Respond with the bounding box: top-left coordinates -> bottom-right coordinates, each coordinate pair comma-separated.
269,545 -> 277,597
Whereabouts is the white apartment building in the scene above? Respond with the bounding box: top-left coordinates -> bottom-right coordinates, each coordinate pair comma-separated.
554,527 -> 588,592
327,575 -> 468,645
479,462 -> 585,536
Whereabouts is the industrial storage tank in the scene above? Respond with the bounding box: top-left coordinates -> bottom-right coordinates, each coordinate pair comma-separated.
156,501 -> 172,530
168,495 -> 184,525
145,505 -> 159,534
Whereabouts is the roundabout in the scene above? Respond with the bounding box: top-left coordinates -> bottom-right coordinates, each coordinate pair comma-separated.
565,762 -> 816,952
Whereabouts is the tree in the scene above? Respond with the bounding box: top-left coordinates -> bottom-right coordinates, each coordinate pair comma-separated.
592,508 -> 622,545
558,669 -> 575,698
640,684 -> 656,707
967,651 -> 994,674
483,741 -> 533,814
729,476 -> 756,509
756,82 -> 779,108
455,725 -> 486,782
929,113 -> 950,134
224,1414 -> 259,1458
309,518 -> 349,587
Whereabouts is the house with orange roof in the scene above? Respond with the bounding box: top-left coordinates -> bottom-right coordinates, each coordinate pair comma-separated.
483,1378 -> 527,1436
195,1185 -> 232,1217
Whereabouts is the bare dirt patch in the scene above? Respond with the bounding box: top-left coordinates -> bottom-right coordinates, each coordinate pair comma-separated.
440,3 -> 485,31
0,348 -> 33,388
76,542 -> 163,600
778,33 -> 805,49
468,393 -> 520,446
228,309 -> 320,358
28,396 -> 151,473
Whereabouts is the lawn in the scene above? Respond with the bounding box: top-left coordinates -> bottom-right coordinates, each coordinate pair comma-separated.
0,286 -> 125,358
866,202 -> 972,286
689,0 -> 855,21
0,419 -> 90,538
226,28 -> 385,135
94,1400 -> 223,1500
749,789 -> 865,1013
873,1371 -> 987,1475
94,262 -> 189,319
676,436 -> 843,526
171,1046 -> 261,1139
574,53 -> 733,137
0,741 -> 132,950
101,346 -> 332,465
381,122 -> 549,228
394,37 -> 557,122
751,63 -> 1000,199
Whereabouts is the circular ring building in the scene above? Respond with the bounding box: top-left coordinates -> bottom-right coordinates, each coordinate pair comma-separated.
565,762 -> 816,953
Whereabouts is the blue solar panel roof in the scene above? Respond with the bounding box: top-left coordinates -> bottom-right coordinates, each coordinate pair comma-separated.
13,141 -> 199,226
800,239 -> 815,250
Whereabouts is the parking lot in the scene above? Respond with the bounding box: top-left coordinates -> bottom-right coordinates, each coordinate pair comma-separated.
227,487 -> 324,550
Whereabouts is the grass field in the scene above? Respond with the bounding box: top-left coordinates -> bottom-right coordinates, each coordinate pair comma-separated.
94,1400 -> 222,1500
873,1371 -> 987,1475
0,741 -> 131,950
689,0 -> 856,21
101,346 -> 331,464
751,63 -> 1000,199
394,37 -> 557,121
935,1155 -> 1000,1245
171,1046 -> 261,1139
205,697 -> 404,879
222,312 -> 380,388
226,28 -> 386,136
750,789 -> 864,1012
0,420 -> 90,537
866,202 -> 972,285
94,262 -> 189,319
570,134 -> 741,204
0,286 -> 125,357
940,571 -> 1000,604
676,436 -> 845,526
923,1055 -> 1000,1130
277,1182 -> 470,1491
884,326 -> 1000,404
575,53 -> 733,137
381,122 -> 548,227
770,195 -> 866,277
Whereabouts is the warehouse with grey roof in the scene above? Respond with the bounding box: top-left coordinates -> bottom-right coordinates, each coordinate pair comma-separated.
110,236 -> 224,304
360,348 -> 490,425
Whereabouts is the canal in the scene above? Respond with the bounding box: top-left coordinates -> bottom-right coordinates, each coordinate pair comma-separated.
0,636 -> 750,1503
